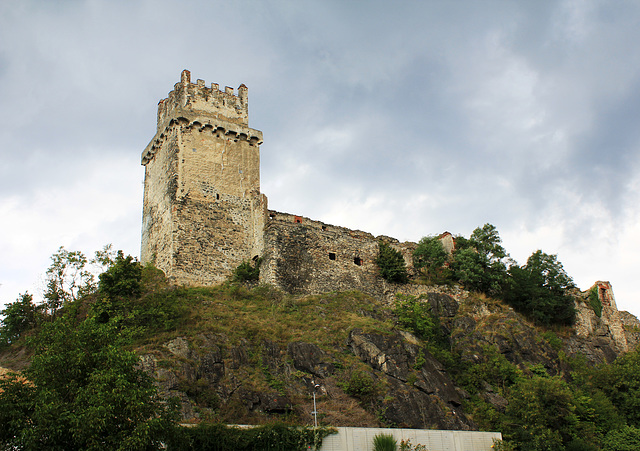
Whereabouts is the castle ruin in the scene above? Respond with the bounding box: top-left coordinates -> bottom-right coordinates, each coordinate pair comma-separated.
141,70 -> 420,295
141,71 -> 638,351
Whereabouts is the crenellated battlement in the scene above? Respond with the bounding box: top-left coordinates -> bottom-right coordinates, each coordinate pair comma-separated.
157,70 -> 249,129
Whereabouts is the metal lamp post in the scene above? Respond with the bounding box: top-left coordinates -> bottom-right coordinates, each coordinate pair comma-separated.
312,382 -> 320,427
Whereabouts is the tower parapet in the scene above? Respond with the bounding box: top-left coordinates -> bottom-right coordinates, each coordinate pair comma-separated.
157,69 -> 249,129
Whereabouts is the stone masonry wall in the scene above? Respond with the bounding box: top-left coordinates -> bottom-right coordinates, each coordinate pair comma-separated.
141,70 -> 265,285
261,211 -> 416,296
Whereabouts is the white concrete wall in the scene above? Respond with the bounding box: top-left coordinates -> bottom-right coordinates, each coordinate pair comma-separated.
319,427 -> 501,451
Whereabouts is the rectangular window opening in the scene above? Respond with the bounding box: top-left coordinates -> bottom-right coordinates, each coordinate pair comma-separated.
329,252 -> 336,261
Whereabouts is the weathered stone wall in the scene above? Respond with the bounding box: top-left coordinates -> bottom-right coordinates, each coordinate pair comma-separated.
261,211 -> 418,296
573,281 -> 636,352
141,70 -> 265,285
141,128 -> 179,276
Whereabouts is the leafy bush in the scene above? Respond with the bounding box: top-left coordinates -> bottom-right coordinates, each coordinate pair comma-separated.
233,257 -> 262,282
393,294 -> 441,343
168,422 -> 336,451
376,241 -> 408,283
602,426 -> 640,451
92,263 -> 189,334
341,370 -> 377,401
460,344 -> 521,394
373,433 -> 397,451
0,316 -> 177,450
98,251 -> 142,300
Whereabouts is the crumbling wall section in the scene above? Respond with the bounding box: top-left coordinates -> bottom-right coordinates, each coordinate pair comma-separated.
574,281 -> 630,352
261,211 -> 415,296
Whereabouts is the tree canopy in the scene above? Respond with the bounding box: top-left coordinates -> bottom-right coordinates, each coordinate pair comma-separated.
503,250 -> 576,326
450,223 -> 509,296
0,317 -> 176,450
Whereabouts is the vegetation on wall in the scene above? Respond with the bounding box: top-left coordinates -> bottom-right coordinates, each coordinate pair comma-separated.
449,223 -> 509,297
413,235 -> 451,284
376,241 -> 408,283
588,286 -> 603,318
233,257 -> 263,282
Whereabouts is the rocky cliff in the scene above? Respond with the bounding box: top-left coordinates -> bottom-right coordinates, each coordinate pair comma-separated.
133,282 -> 639,429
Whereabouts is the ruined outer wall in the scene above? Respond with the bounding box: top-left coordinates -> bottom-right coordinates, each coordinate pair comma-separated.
573,281 -> 637,352
261,211 -> 416,296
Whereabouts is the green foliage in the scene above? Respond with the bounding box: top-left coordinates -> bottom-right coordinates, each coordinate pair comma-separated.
503,250 -> 576,326
373,433 -> 397,451
98,251 -> 143,300
0,316 -> 177,450
460,344 -> 521,394
399,439 -> 428,451
92,263 -> 188,335
602,426 -> 640,451
541,331 -> 563,351
413,235 -> 451,283
233,258 -> 263,282
587,348 -> 640,426
341,370 -> 377,400
376,241 -> 408,283
43,246 -> 97,316
588,287 -> 603,318
491,439 -> 517,451
0,293 -> 41,346
451,224 -> 508,296
393,294 -> 446,346
168,422 -> 336,451
502,375 -> 580,450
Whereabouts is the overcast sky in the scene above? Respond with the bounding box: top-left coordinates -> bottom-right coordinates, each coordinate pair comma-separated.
2,0 -> 640,318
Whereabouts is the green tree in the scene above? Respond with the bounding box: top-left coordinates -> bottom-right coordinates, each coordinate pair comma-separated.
43,246 -> 96,317
0,316 -> 177,450
588,348 -> 640,426
413,236 -> 450,283
451,224 -> 508,296
503,250 -> 576,326
503,375 -> 580,450
0,293 -> 40,346
376,241 -> 408,283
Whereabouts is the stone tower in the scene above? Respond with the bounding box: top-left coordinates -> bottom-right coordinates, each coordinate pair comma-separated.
141,70 -> 266,285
